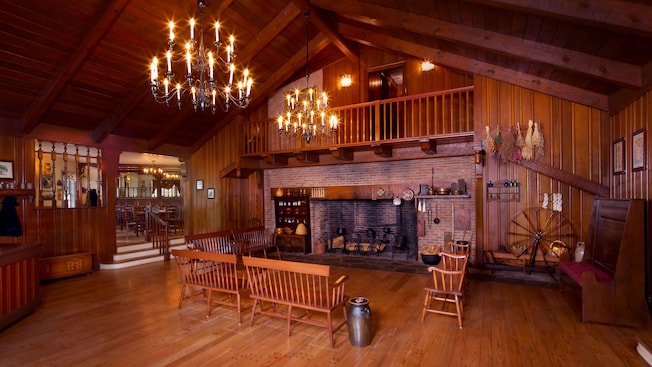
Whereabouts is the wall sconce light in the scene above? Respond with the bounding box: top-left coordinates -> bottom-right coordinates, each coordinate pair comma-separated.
421,60 -> 435,72
340,73 -> 352,88
474,149 -> 486,165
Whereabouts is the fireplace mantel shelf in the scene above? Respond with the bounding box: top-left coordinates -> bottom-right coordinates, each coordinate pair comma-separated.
416,195 -> 471,199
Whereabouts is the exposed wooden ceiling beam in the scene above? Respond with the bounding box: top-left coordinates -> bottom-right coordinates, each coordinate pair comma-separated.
91,86 -> 148,143
236,2 -> 302,63
476,0 -> 652,37
19,0 -> 132,134
211,0 -> 235,16
313,0 -> 641,88
292,0 -> 359,65
149,3 -> 303,151
190,33 -> 332,152
340,23 -> 608,111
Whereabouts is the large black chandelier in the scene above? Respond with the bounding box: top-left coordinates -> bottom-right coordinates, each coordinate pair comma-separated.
149,0 -> 252,113
277,10 -> 337,143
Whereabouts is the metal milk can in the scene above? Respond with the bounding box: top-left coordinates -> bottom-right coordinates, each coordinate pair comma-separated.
347,297 -> 372,347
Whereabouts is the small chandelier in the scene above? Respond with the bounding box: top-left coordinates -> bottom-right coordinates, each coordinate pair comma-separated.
143,161 -> 164,178
277,10 -> 337,143
149,0 -> 252,113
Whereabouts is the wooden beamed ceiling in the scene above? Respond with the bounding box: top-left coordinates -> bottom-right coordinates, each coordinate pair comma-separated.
0,0 -> 651,157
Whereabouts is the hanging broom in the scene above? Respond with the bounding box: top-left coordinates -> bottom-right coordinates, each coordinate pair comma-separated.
484,125 -> 495,153
532,121 -> 545,160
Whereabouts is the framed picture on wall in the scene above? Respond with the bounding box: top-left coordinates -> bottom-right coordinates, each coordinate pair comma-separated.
207,188 -> 215,199
0,160 -> 14,179
613,138 -> 625,175
196,179 -> 204,190
632,128 -> 647,172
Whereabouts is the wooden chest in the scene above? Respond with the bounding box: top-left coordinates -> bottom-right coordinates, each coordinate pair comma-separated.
40,252 -> 94,281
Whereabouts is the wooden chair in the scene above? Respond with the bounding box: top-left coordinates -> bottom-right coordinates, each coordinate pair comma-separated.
448,241 -> 470,256
422,252 -> 469,329
124,206 -> 140,236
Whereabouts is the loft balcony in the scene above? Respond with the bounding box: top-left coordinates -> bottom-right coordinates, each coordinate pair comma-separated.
222,86 -> 474,177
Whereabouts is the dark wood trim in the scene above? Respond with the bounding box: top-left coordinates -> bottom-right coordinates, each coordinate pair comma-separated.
519,160 -> 610,197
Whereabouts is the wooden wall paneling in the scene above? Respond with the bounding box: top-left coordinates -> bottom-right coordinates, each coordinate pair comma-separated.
324,59 -> 357,108
477,76 -> 607,256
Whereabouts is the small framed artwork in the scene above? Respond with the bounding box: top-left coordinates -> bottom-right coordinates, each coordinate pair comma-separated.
196,179 -> 204,190
613,138 -> 625,175
207,188 -> 215,199
0,160 -> 14,179
632,128 -> 647,172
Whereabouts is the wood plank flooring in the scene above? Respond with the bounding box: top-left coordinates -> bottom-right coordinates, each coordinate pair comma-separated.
0,260 -> 647,366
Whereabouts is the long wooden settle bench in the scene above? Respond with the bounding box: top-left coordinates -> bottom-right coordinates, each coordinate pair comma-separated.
171,249 -> 248,324
243,256 -> 349,348
184,226 -> 280,258
558,198 -> 651,327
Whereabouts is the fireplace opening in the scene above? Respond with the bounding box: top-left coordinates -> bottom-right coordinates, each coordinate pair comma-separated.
311,199 -> 418,261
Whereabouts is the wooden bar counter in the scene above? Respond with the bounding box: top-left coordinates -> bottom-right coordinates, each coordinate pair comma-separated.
0,243 -> 41,330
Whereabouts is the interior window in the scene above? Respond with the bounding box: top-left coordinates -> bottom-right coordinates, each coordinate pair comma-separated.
35,140 -> 102,208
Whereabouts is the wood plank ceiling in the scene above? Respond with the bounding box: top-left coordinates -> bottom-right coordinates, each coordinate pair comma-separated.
1,0 -> 650,158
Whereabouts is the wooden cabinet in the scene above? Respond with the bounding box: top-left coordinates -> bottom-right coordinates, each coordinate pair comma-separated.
0,243 -> 41,330
273,195 -> 311,253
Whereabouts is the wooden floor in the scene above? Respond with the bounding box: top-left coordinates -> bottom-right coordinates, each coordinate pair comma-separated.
0,261 -> 647,366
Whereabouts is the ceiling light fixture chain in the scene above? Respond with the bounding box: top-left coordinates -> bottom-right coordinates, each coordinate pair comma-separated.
149,0 -> 252,113
277,10 -> 337,144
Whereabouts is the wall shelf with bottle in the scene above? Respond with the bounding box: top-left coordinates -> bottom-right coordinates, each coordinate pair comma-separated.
486,180 -> 520,202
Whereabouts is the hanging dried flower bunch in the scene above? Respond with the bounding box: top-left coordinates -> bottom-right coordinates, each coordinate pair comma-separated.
532,121 -> 545,160
500,125 -> 515,161
485,120 -> 544,162
493,125 -> 503,152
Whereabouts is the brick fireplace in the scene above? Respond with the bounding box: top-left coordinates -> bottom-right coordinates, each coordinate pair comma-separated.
264,154 -> 477,263
311,199 -> 418,260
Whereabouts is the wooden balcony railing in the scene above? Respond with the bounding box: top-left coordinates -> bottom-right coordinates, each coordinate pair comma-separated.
241,86 -> 473,156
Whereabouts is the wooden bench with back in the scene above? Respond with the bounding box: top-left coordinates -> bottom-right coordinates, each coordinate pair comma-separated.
231,226 -> 280,258
242,256 -> 349,348
184,230 -> 237,254
558,198 -> 651,327
171,249 -> 249,324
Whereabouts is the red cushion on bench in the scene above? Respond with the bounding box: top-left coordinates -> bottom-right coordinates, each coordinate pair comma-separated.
559,261 -> 613,286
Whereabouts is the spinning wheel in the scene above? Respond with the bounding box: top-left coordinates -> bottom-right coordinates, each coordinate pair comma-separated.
505,207 -> 576,264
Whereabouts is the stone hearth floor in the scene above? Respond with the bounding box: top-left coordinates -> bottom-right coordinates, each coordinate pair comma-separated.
279,251 -> 560,287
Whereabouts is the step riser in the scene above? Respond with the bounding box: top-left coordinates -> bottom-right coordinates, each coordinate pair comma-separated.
117,238 -> 185,253
102,244 -> 186,269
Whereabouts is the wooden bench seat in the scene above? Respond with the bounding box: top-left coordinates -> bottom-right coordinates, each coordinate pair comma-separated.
242,256 -> 349,348
558,261 -> 612,286
558,198 -> 651,327
171,249 -> 249,324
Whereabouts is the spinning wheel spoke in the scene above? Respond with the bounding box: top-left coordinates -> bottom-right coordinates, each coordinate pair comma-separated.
505,207 -> 576,259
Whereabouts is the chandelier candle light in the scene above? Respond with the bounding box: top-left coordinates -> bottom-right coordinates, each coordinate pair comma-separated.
277,10 -> 338,143
149,0 -> 252,113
